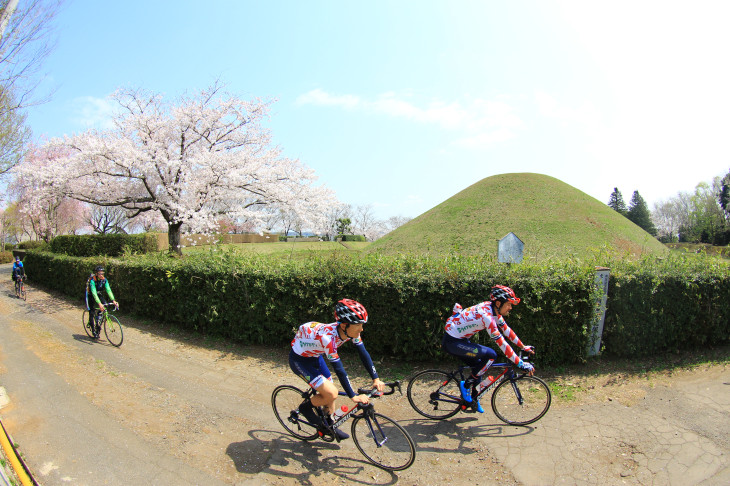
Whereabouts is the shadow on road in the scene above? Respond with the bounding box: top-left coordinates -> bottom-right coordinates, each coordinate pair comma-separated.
227,429 -> 400,485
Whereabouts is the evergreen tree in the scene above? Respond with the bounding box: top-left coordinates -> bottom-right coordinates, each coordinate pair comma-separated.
627,190 -> 657,235
607,188 -> 627,215
720,169 -> 730,219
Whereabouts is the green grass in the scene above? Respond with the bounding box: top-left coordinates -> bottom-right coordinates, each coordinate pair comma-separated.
368,173 -> 669,261
182,241 -> 370,259
666,242 -> 730,259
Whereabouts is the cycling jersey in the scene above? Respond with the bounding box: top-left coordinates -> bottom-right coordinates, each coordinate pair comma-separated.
291,322 -> 363,359
86,274 -> 116,310
11,261 -> 24,280
445,301 -> 527,367
291,321 -> 377,398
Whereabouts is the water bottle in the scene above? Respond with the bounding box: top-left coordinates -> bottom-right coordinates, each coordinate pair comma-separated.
330,405 -> 349,423
476,375 -> 495,394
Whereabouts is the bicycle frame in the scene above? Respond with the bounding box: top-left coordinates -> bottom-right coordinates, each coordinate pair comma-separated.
293,382 -> 400,442
433,353 -> 532,410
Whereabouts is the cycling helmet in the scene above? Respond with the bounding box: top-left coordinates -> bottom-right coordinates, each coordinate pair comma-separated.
334,299 -> 368,325
14,256 -> 20,262
489,285 -> 520,305
94,265 -> 105,273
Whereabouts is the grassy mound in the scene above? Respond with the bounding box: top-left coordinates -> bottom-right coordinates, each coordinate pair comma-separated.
368,173 -> 668,260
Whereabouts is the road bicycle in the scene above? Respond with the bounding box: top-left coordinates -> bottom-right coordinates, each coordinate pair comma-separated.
407,351 -> 551,425
82,303 -> 124,347
14,275 -> 26,301
271,381 -> 416,471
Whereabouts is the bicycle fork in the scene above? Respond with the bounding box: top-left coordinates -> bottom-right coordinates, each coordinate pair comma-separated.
363,413 -> 389,447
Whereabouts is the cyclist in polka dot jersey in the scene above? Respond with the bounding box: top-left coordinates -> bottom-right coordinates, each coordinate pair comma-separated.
290,299 -> 384,440
442,285 -> 535,413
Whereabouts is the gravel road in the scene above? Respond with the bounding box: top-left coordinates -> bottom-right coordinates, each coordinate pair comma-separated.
0,268 -> 728,485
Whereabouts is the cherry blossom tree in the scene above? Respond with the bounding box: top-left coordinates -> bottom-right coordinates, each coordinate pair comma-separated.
128,210 -> 166,233
32,82 -> 337,254
9,142 -> 87,240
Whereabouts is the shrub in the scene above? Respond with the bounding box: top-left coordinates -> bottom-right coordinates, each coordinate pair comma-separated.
22,250 -> 730,365
50,234 -> 158,257
342,234 -> 367,242
0,251 -> 13,264
18,241 -> 48,250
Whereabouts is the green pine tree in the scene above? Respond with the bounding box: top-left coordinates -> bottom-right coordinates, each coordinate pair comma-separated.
720,169 -> 730,218
627,190 -> 657,236
607,188 -> 627,215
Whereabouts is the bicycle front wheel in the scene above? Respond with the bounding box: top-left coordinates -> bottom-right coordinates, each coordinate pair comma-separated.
14,280 -> 20,298
20,283 -> 26,301
81,310 -> 95,338
491,375 -> 551,425
351,412 -> 416,471
104,314 -> 124,347
271,385 -> 319,441
407,370 -> 462,419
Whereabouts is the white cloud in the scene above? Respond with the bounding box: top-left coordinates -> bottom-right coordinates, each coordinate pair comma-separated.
297,89 -> 525,148
70,96 -> 117,130
295,89 -> 361,109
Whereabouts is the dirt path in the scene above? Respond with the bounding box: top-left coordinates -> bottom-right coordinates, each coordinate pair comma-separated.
0,272 -> 729,485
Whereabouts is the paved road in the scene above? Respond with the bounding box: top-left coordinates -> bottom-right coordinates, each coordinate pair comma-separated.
0,265 -> 728,485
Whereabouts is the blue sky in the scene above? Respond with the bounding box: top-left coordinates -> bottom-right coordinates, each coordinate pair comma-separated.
23,0 -> 730,221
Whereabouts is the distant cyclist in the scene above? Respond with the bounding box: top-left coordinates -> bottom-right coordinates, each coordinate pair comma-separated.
442,285 -> 535,413
11,256 -> 25,282
85,265 -> 118,339
290,299 -> 384,440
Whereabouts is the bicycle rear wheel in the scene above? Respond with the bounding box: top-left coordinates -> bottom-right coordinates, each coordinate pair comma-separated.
271,385 -> 319,441
351,412 -> 416,471
81,310 -> 95,338
491,375 -> 551,425
407,370 -> 462,419
104,314 -> 124,347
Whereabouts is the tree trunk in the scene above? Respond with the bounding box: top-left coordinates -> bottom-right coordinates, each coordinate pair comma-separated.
168,222 -> 183,255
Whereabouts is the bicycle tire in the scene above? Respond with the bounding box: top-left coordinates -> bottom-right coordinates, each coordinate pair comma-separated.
271,385 -> 319,441
351,412 -> 416,471
14,280 -> 20,298
81,310 -> 96,339
104,314 -> 124,347
20,282 -> 26,301
491,375 -> 551,425
407,369 -> 462,420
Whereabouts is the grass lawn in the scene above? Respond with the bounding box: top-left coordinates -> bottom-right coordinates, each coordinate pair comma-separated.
182,240 -> 371,259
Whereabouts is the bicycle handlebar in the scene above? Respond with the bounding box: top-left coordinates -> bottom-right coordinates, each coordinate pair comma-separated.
356,380 -> 401,398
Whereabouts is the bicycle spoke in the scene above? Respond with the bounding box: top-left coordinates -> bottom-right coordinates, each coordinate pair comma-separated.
271,385 -> 319,441
407,370 -> 462,419
491,376 -> 551,425
351,412 -> 416,471
82,311 -> 95,339
104,314 -> 124,347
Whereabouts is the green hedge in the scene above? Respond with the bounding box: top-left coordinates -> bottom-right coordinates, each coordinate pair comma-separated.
601,253 -> 730,357
342,235 -> 367,242
18,241 -> 48,250
22,250 -> 730,365
50,234 -> 158,257
23,251 -> 599,365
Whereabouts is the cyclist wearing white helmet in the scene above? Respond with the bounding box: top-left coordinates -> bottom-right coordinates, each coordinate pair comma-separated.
290,298 -> 384,440
442,285 -> 535,413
